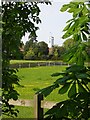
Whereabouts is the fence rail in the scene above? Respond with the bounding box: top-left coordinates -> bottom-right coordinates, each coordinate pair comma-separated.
10,62 -> 69,68
9,94 -> 57,120
9,97 -> 57,109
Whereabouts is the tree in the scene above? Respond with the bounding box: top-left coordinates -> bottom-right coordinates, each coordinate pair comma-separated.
2,1 -> 51,117
52,45 -> 65,60
38,1 -> 90,119
24,35 -> 38,55
38,41 -> 49,59
24,35 -> 38,59
53,48 -> 59,60
24,41 -> 49,60
24,47 -> 36,60
58,46 -> 65,59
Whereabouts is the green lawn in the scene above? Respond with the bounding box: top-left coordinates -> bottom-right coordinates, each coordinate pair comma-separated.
3,66 -> 68,118
16,66 -> 67,101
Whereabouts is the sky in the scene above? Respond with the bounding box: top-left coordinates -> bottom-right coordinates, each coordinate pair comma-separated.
22,0 -> 72,47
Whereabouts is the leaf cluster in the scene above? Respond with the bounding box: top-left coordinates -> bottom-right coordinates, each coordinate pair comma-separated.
61,2 -> 89,42
63,42 -> 89,65
2,2 -> 41,60
2,68 -> 20,117
60,1 -> 90,66
44,92 -> 90,119
38,64 -> 90,119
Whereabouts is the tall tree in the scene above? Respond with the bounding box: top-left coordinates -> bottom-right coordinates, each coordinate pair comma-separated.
38,41 -> 49,56
24,41 -> 49,60
53,45 -> 65,60
24,35 -> 38,55
1,1 -> 51,117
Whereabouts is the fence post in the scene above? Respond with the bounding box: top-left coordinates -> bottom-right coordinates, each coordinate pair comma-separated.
38,63 -> 40,67
49,62 -> 50,66
34,94 -> 43,120
19,64 -> 21,68
29,63 -> 30,68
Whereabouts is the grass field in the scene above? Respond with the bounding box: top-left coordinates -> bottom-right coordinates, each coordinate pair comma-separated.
10,60 -> 63,64
3,60 -> 89,119
16,66 -> 67,101
3,65 -> 90,118
3,66 -> 67,118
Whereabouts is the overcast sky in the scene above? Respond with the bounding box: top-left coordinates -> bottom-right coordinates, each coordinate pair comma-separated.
22,0 -> 72,47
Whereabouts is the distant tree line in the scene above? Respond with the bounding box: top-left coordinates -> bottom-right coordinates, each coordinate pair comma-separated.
11,35 -> 90,61
24,35 -> 49,60
13,36 -> 77,60
12,35 -> 90,61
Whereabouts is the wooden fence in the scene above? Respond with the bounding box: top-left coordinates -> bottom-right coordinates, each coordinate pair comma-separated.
9,94 -> 57,120
10,62 -> 69,68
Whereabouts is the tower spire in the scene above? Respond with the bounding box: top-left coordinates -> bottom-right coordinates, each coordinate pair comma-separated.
49,32 -> 54,48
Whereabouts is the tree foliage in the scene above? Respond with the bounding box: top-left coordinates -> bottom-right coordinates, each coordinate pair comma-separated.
2,2 -> 41,61
61,1 -> 90,65
2,1 -> 51,117
38,1 -> 90,119
61,2 -> 89,41
24,35 -> 37,55
38,41 -> 49,57
53,45 -> 65,60
24,40 -> 49,60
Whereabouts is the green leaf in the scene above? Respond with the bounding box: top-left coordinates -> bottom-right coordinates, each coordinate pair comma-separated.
58,83 -> 71,94
60,4 -> 69,12
78,16 -> 88,26
68,52 -> 77,64
78,82 -> 87,93
62,20 -> 79,39
62,32 -> 72,39
51,72 -> 61,77
77,73 -> 89,79
66,64 -> 87,75
77,50 -> 84,65
68,82 -> 76,98
55,75 -> 71,85
63,50 -> 75,62
63,22 -> 72,31
68,8 -> 75,13
10,91 -> 19,100
37,84 -> 59,97
82,5 -> 89,15
45,100 -> 68,118
82,32 -> 87,41
73,7 -> 82,16
66,18 -> 74,23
